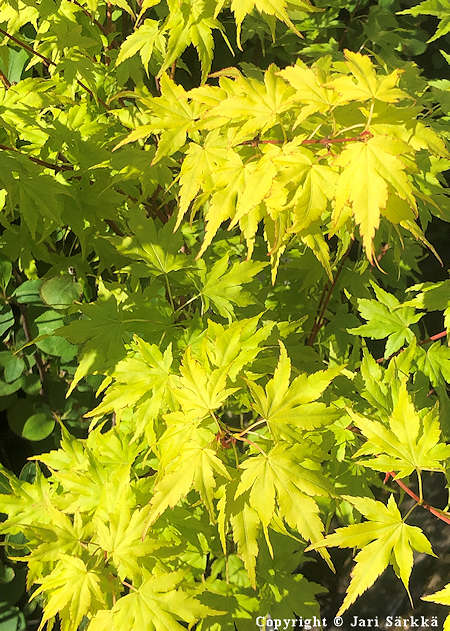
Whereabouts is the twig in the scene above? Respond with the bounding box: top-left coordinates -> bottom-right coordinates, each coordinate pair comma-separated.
0,27 -> 108,109
68,0 -> 108,35
307,247 -> 352,346
0,68 -> 11,88
384,471 -> 450,525
104,219 -> 125,236
0,143 -> 74,172
239,130 -> 372,149
376,329 -> 447,364
0,26 -> 53,66
11,269 -> 46,395
418,329 -> 447,346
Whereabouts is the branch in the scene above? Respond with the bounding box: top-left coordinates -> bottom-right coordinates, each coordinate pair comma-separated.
67,0 -> 109,35
376,329 -> 447,364
12,270 -> 46,395
307,246 -> 352,346
0,68 -> 11,89
0,143 -> 74,172
0,27 -> 109,109
384,471 -> 450,525
240,130 -> 372,149
0,26 -> 53,67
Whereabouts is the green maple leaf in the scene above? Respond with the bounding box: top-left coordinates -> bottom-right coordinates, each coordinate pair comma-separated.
405,280 -> 450,339
399,0 -> 450,42
114,75 -> 198,162
170,348 -> 238,416
197,255 -> 267,321
416,342 -> 450,388
422,584 -> 450,631
307,495 -> 435,616
334,136 -> 416,261
235,444 -> 332,566
116,19 -> 165,74
32,555 -> 109,631
228,0 -> 316,49
114,210 -> 187,276
349,381 -> 450,477
89,571 -> 222,631
85,336 -> 174,428
247,341 -> 342,431
330,50 -> 407,103
145,414 -> 229,526
57,282 -> 171,394
348,281 -> 423,358
217,479 -> 261,587
204,316 -> 274,381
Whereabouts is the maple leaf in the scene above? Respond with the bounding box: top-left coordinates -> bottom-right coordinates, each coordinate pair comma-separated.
350,381 -> 450,477
85,336 -> 174,430
422,584 -> 450,631
170,347 -> 238,416
405,279 -> 450,338
89,570 -> 222,631
217,479 -> 260,587
307,495 -> 435,616
416,342 -> 450,388
348,281 -> 423,358
204,316 -> 274,381
333,136 -> 416,261
115,19 -> 165,74
142,405 -> 230,527
399,0 -> 450,42
330,50 -> 408,103
247,341 -> 342,432
204,65 -> 295,142
235,444 -> 332,546
228,0 -> 316,49
278,63 -> 338,123
32,555 -> 109,631
57,286 -> 171,395
197,255 -> 267,321
159,0 -> 226,82
114,75 -> 198,162
114,210 -> 187,276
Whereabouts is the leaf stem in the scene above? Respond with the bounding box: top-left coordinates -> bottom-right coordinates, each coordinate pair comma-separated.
384,471 -> 450,525
232,433 -> 267,457
164,274 -> 175,311
0,143 -> 74,172
417,470 -> 423,503
234,418 -> 266,438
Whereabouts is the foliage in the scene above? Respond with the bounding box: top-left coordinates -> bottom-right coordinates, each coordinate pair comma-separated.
0,0 -> 449,630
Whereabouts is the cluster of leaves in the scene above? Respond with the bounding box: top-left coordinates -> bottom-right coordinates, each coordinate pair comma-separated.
0,0 -> 449,630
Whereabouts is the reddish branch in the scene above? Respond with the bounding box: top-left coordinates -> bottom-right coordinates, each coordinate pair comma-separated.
240,130 -> 372,149
0,143 -> 74,172
376,329 -> 448,364
0,68 -> 11,89
0,27 -> 108,109
384,472 -> 450,525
